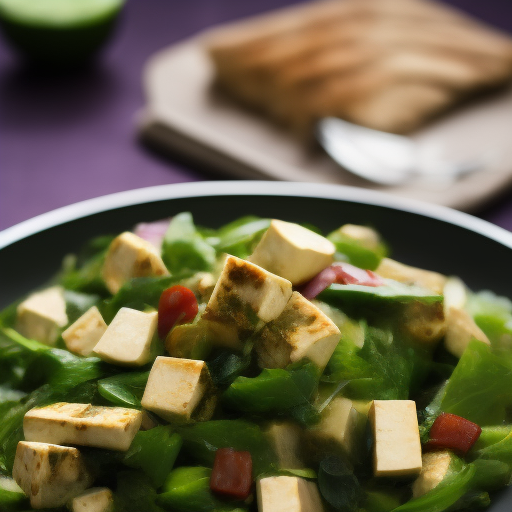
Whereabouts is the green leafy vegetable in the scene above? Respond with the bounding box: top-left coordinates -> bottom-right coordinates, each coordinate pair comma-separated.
98,371 -> 149,408
177,420 -> 276,476
214,216 -> 270,258
327,229 -> 387,270
114,471 -> 164,512
100,275 -> 192,323
207,350 -> 252,389
320,280 -> 442,307
162,213 -> 216,273
124,426 -> 182,487
158,467 -> 246,512
323,327 -> 430,401
63,290 -> 100,324
466,291 -> 512,358
318,455 -> 361,512
440,340 -> 512,425
222,361 -> 320,421
57,235 -> 113,294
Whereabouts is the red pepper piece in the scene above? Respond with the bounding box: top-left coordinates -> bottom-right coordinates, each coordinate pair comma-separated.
210,448 -> 253,500
426,412 -> 482,454
157,285 -> 198,339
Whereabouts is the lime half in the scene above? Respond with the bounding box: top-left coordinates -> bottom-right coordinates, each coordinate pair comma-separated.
0,0 -> 125,66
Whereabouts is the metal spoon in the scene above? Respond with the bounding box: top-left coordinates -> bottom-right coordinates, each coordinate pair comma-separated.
317,117 -> 485,186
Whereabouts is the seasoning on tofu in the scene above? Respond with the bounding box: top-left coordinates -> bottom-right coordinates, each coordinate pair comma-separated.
12,442 -> 93,509
203,255 -> 293,346
24,403 -> 143,451
255,291 -> 340,370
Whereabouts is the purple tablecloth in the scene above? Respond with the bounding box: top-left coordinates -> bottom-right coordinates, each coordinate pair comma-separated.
1,0 -> 512,231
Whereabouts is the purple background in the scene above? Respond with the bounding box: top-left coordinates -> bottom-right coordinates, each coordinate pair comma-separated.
1,0 -> 512,231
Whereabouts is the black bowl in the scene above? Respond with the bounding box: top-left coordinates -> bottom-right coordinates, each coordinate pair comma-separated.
1,181 -> 512,510
2,181 -> 512,308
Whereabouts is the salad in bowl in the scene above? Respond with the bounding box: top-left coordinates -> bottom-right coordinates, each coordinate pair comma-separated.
1,211 -> 512,512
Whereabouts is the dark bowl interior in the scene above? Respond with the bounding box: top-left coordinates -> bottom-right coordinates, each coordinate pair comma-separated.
1,184 -> 512,510
2,191 -> 511,307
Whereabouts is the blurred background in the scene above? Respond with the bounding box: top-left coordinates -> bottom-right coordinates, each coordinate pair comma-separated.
1,0 -> 512,231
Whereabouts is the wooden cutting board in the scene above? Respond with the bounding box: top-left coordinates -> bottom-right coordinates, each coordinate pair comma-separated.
139,37 -> 512,212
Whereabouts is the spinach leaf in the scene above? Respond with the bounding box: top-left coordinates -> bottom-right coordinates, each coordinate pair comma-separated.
318,455 -> 361,512
162,213 -> 216,273
222,361 -> 320,422
64,290 -> 100,325
177,420 -> 276,476
466,291 -> 512,358
124,426 -> 182,488
114,471 -> 164,512
158,467 -> 246,512
320,281 -> 442,307
328,229 -> 387,270
3,328 -> 107,394
440,340 -> 512,425
323,327 -> 430,401
214,216 -> 270,258
0,385 -> 54,473
57,235 -> 113,295
98,371 -> 150,408
206,350 -> 252,389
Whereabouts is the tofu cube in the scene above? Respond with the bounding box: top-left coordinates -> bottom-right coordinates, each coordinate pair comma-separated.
401,301 -> 446,346
257,476 -> 324,512
443,277 -> 468,311
24,402 -> 142,451
412,451 -> 454,498
265,422 -> 305,470
141,356 -> 216,423
444,307 -> 490,358
93,308 -> 159,366
102,232 -> 169,294
71,488 -> 114,512
309,397 -> 361,458
62,306 -> 108,356
249,220 -> 335,285
375,258 -> 447,294
255,292 -> 340,369
202,255 -> 292,346
370,400 -> 422,477
12,441 -> 93,509
16,286 -> 68,345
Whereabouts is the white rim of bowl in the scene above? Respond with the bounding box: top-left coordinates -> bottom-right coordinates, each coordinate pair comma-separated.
0,181 -> 511,250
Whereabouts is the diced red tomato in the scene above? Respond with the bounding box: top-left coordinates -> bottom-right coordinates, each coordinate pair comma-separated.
301,262 -> 384,299
157,285 -> 198,339
426,412 -> 482,455
210,448 -> 253,500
